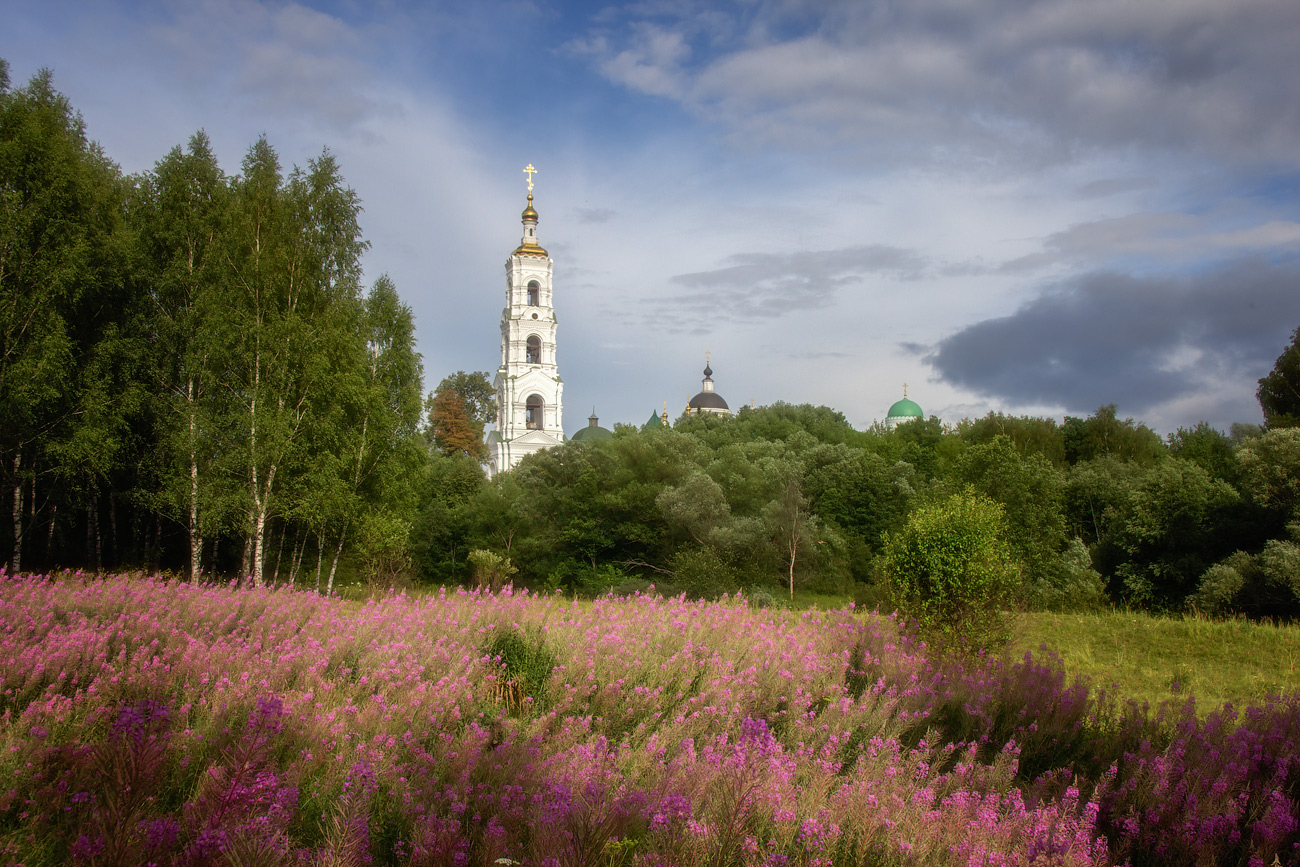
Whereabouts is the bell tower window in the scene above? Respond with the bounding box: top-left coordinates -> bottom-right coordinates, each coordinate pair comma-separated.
526,335 -> 541,364
527,281 -> 540,306
526,394 -> 543,429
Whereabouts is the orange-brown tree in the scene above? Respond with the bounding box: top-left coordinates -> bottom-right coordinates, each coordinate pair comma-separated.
429,390 -> 487,460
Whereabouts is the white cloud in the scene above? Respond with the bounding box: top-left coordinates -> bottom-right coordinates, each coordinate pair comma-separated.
579,0 -> 1300,169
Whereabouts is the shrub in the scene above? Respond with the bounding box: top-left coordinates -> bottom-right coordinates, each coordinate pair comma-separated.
481,627 -> 556,713
667,546 -> 742,600
745,585 -> 780,609
1189,560 -> 1248,616
883,489 -> 1020,651
1191,526 -> 1300,618
357,509 -> 413,590
468,548 -> 517,592
1033,538 -> 1108,612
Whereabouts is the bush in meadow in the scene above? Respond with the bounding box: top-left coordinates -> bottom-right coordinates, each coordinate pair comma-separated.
1033,538 -> 1109,613
883,489 -> 1021,651
1191,523 -> 1300,618
468,548 -> 517,592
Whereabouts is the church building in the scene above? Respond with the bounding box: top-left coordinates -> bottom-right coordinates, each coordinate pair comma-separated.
884,385 -> 924,429
487,166 -> 565,475
685,356 -> 731,417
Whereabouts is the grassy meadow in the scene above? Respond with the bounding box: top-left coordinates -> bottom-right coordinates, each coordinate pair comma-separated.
788,587 -> 1300,714
2,572 -> 1298,866
1013,610 -> 1300,713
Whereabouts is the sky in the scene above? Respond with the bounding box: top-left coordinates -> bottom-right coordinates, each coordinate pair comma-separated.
7,0 -> 1300,435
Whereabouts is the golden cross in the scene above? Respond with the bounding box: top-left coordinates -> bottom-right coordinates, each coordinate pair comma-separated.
903,382 -> 909,398
706,350 -> 711,365
523,164 -> 537,193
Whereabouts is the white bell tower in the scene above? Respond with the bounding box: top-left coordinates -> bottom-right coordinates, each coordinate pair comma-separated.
487,165 -> 565,475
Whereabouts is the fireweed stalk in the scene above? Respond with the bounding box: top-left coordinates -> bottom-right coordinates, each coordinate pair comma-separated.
0,571 -> 1295,865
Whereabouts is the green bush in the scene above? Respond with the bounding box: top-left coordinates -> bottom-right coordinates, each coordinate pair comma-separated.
882,489 -> 1020,651
745,586 -> 781,609
1032,538 -> 1108,612
482,627 -> 557,714
1189,560 -> 1249,616
669,547 -> 743,600
467,548 -> 517,592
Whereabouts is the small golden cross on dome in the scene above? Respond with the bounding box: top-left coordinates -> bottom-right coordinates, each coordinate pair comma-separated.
523,164 -> 537,193
903,382 -> 909,398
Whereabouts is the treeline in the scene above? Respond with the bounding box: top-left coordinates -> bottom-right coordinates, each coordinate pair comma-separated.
417,394 -> 1300,618
7,63 -> 1300,619
1,65 -> 424,587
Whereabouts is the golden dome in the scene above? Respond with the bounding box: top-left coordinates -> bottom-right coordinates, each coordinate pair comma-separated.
521,193 -> 539,222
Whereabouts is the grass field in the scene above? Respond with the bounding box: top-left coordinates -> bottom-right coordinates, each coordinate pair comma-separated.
1012,609 -> 1300,713
785,587 -> 1300,713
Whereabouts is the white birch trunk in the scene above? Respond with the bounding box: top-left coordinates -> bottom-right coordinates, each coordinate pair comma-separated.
188,379 -> 202,580
326,524 -> 347,596
10,451 -> 21,573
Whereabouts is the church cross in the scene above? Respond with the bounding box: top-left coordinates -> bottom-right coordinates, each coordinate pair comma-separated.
523,164 -> 537,192
903,382 -> 909,398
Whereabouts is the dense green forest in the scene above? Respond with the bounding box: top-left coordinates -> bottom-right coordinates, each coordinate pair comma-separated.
4,64 -> 1300,619
1,64 -> 423,591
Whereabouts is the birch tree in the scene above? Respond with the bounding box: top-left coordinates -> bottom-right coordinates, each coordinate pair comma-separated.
225,140 -> 367,585
132,131 -> 237,578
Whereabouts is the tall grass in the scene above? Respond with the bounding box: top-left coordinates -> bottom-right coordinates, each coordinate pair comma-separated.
1,571 -> 1296,865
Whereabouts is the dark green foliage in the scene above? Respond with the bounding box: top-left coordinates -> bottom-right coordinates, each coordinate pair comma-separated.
1063,456 -> 1145,548
0,71 -> 424,583
668,547 -> 743,599
1238,427 -> 1300,524
805,444 -> 916,556
1167,422 -> 1240,485
1258,325 -> 1300,429
1032,538 -> 1108,612
482,627 -> 556,713
1062,405 -> 1165,465
954,435 -> 1066,588
1191,525 -> 1300,619
409,453 -> 485,582
1107,459 -> 1240,609
958,412 -> 1067,466
1,68 -> 133,572
862,416 -> 956,480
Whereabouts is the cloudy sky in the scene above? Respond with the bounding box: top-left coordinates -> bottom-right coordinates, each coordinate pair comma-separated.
8,0 -> 1300,434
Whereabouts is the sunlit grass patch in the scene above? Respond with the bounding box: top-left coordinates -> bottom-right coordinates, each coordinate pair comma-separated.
1013,609 -> 1300,711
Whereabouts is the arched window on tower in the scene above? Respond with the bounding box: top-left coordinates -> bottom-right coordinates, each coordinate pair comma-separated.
526,335 -> 541,364
527,281 -> 540,307
526,394 -> 544,430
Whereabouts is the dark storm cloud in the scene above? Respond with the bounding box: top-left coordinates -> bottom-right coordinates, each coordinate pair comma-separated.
926,258 -> 1300,415
649,244 -> 927,331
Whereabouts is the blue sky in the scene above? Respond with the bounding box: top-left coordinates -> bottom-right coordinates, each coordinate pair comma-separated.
7,0 -> 1300,434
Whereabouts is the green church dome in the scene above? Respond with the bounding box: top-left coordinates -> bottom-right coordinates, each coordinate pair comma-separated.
571,410 -> 614,443
887,397 -> 923,419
